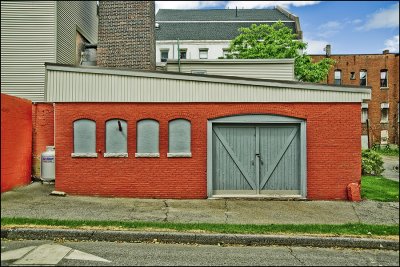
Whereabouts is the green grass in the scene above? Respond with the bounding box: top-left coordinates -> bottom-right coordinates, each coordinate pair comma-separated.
361,175 -> 399,202
1,217 -> 398,237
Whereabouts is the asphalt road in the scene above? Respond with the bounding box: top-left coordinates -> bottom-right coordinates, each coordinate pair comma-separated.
1,239 -> 399,266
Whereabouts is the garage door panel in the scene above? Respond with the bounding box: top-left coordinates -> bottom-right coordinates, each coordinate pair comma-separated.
212,126 -> 256,191
259,126 -> 300,191
211,122 -> 302,196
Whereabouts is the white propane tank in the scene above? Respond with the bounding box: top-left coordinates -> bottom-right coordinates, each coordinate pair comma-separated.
41,146 -> 55,181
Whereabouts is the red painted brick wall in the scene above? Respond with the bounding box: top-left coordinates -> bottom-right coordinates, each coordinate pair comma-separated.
1,94 -> 32,192
54,103 -> 361,200
311,53 -> 399,145
32,103 -> 54,178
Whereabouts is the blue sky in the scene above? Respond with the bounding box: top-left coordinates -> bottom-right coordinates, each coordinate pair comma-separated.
155,1 -> 399,54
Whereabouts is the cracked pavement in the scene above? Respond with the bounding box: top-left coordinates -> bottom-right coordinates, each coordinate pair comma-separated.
1,182 -> 398,225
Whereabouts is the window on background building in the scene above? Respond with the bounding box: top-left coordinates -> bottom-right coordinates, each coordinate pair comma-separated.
199,48 -> 208,59
361,103 -> 368,123
168,119 -> 191,157
381,103 -> 389,123
105,119 -> 127,157
179,49 -> 187,59
350,72 -> 355,80
360,70 -> 367,86
222,49 -> 229,58
160,50 -> 169,62
380,70 -> 388,88
334,70 -> 341,85
136,119 -> 159,157
72,119 -> 97,157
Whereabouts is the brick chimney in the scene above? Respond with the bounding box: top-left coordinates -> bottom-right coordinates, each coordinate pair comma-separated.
97,1 -> 155,70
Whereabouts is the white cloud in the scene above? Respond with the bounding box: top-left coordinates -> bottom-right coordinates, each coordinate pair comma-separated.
225,1 -> 320,9
317,21 -> 342,38
318,21 -> 341,31
304,38 -> 330,54
357,3 -> 399,30
352,19 -> 362,24
155,1 -> 221,13
383,35 -> 399,53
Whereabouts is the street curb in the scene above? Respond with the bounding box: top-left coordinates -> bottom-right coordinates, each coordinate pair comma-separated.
1,228 -> 398,251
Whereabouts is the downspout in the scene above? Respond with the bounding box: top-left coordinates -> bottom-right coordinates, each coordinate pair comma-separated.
177,38 -> 180,72
53,103 -> 56,148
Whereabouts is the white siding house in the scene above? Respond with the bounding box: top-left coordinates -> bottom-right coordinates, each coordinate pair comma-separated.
155,7 -> 302,63
1,1 -> 98,101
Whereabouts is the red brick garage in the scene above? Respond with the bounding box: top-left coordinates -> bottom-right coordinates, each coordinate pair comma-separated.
46,64 -> 371,200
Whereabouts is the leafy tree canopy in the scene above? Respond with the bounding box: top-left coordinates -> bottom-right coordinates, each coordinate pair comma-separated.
223,22 -> 335,83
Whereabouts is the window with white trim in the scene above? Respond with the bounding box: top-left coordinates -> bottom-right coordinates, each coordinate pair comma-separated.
222,49 -> 229,58
179,49 -> 187,59
168,119 -> 191,157
360,70 -> 367,86
199,48 -> 208,59
105,119 -> 128,157
160,50 -> 169,62
334,70 -> 341,85
381,103 -> 389,123
136,119 -> 159,157
72,119 -> 97,157
361,103 -> 368,123
380,70 -> 388,88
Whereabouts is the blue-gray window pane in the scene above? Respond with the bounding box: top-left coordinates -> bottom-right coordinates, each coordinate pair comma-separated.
106,119 -> 127,153
73,119 -> 96,153
137,120 -> 159,153
169,119 -> 191,153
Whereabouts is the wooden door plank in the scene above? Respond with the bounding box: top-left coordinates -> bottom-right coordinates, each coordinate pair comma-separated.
259,127 -> 298,189
213,127 -> 257,190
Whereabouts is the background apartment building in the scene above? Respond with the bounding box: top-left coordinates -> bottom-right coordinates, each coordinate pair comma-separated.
311,49 -> 399,147
155,7 -> 302,65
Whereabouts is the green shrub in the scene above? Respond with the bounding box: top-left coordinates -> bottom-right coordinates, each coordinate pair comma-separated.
361,150 -> 384,176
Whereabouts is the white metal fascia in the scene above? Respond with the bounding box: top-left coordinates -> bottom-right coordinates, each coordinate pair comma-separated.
166,59 -> 295,64
45,64 -> 371,94
156,21 -> 295,23
157,40 -> 230,44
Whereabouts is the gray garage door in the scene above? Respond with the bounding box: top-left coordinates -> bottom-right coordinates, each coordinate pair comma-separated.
212,124 -> 301,196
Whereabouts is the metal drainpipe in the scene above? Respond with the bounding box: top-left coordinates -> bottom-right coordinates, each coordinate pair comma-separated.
177,38 -> 180,72
53,103 -> 56,149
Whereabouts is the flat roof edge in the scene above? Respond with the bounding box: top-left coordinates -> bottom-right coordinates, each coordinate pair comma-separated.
45,63 -> 371,94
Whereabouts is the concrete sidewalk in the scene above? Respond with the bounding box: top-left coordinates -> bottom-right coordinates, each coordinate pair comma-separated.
1,182 -> 399,250
1,182 -> 399,225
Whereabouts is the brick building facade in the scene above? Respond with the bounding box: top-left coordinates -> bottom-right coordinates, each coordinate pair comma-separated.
53,102 -> 361,200
97,1 -> 156,70
311,52 -> 399,147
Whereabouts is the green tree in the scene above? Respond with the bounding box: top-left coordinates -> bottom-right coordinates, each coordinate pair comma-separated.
223,22 -> 335,83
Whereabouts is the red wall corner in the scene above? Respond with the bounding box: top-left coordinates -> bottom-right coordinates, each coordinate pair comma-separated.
32,103 -> 54,178
1,93 -> 33,192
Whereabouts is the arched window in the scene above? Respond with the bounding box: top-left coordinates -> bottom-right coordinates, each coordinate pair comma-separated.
168,119 -> 191,157
360,69 -> 367,86
380,69 -> 388,88
105,119 -> 128,157
334,70 -> 341,85
136,119 -> 159,157
72,119 -> 97,157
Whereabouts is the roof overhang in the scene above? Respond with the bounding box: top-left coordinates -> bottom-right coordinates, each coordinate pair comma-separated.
45,63 -> 371,103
